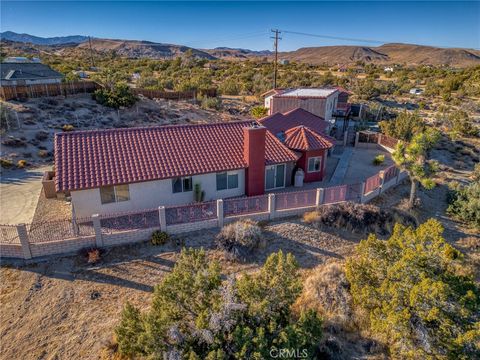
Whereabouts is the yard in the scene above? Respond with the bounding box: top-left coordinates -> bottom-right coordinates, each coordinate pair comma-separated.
0,218 -> 361,360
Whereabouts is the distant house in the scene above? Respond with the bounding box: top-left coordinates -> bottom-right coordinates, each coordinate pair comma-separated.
1,62 -> 63,86
279,59 -> 289,65
262,87 -> 340,121
55,122 -> 299,218
384,66 -> 394,72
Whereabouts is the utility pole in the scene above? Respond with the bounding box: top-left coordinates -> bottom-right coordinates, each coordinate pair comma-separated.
270,29 -> 282,89
88,36 -> 95,68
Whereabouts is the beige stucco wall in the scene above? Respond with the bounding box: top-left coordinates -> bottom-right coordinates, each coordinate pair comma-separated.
71,170 -> 246,218
270,92 -> 339,120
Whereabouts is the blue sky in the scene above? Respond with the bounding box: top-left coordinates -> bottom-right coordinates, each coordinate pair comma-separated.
1,1 -> 479,50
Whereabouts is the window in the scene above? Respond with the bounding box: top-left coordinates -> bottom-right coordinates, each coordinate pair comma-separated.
100,184 -> 130,204
216,172 -> 239,191
172,177 -> 192,193
308,157 -> 322,173
265,164 -> 286,190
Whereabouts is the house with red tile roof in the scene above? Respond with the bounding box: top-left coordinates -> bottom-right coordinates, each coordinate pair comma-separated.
54,121 -> 298,217
259,108 -> 335,182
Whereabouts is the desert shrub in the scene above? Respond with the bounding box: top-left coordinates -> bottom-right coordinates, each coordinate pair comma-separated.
346,219 -> 480,359
87,248 -> 101,264
294,262 -> 353,330
303,202 -> 416,236
93,83 -> 137,109
250,106 -> 268,119
115,249 -> 322,359
473,164 -> 480,182
200,96 -> 222,110
35,130 -> 49,140
447,111 -> 479,137
379,111 -> 426,142
447,181 -> 480,230
372,154 -> 385,166
0,158 -> 13,168
2,136 -> 27,147
37,150 -> 50,158
215,219 -> 263,261
16,159 -> 27,168
150,230 -> 169,246
62,124 -> 74,132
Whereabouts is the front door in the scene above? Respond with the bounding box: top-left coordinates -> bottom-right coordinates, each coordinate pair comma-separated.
265,164 -> 286,190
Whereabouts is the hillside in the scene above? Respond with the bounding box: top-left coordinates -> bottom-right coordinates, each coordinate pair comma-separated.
203,47 -> 272,60
0,31 -> 87,45
281,43 -> 480,67
73,38 -> 216,60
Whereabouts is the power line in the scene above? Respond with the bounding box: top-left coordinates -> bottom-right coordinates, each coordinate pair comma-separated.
270,29 -> 282,89
281,30 -> 386,45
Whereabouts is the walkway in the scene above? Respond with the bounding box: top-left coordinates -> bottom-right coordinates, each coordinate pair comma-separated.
329,147 -> 354,185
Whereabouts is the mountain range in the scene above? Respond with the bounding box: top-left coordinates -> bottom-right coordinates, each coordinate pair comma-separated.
1,31 -> 479,67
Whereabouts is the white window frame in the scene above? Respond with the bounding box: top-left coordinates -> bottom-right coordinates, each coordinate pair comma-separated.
307,156 -> 322,173
216,171 -> 239,191
100,184 -> 130,204
265,163 -> 286,190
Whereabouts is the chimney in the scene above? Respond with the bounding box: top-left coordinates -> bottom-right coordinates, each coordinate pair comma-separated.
243,124 -> 267,196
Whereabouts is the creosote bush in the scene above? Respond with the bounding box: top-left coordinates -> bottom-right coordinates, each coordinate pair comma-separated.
93,83 -> 137,109
16,159 -> 27,168
215,219 -> 264,261
62,124 -> 74,132
150,230 -> 169,246
200,96 -> 222,110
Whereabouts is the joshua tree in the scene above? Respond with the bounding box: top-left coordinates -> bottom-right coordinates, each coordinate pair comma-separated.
393,128 -> 440,208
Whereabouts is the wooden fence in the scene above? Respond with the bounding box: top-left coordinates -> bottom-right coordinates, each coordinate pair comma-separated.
132,87 -> 217,101
0,81 -> 102,101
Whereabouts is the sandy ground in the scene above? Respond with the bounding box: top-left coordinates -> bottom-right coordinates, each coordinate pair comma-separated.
0,165 -> 52,224
0,218 -> 359,360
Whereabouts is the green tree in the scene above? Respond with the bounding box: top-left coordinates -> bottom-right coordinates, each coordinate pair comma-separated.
346,219 -> 480,359
115,249 -> 323,359
392,128 -> 440,208
379,111 -> 426,142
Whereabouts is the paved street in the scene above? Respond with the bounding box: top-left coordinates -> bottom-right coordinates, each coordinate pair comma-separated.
0,166 -> 51,224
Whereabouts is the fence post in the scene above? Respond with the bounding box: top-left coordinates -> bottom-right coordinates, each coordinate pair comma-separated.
217,199 -> 224,228
91,214 -> 104,247
354,132 -> 359,147
158,206 -> 167,231
360,182 -> 367,204
16,224 -> 32,260
316,188 -> 324,207
379,170 -> 386,193
268,193 -> 276,220
343,130 -> 348,146
378,133 -> 383,145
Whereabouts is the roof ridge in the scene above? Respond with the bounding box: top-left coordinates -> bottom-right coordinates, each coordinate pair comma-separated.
54,119 -> 257,136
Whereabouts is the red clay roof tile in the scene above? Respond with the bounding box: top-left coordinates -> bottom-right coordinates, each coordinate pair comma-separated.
284,125 -> 335,151
54,121 -> 298,192
258,107 -> 330,136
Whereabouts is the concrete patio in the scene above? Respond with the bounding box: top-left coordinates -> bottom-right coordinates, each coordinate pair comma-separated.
276,145 -> 394,192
